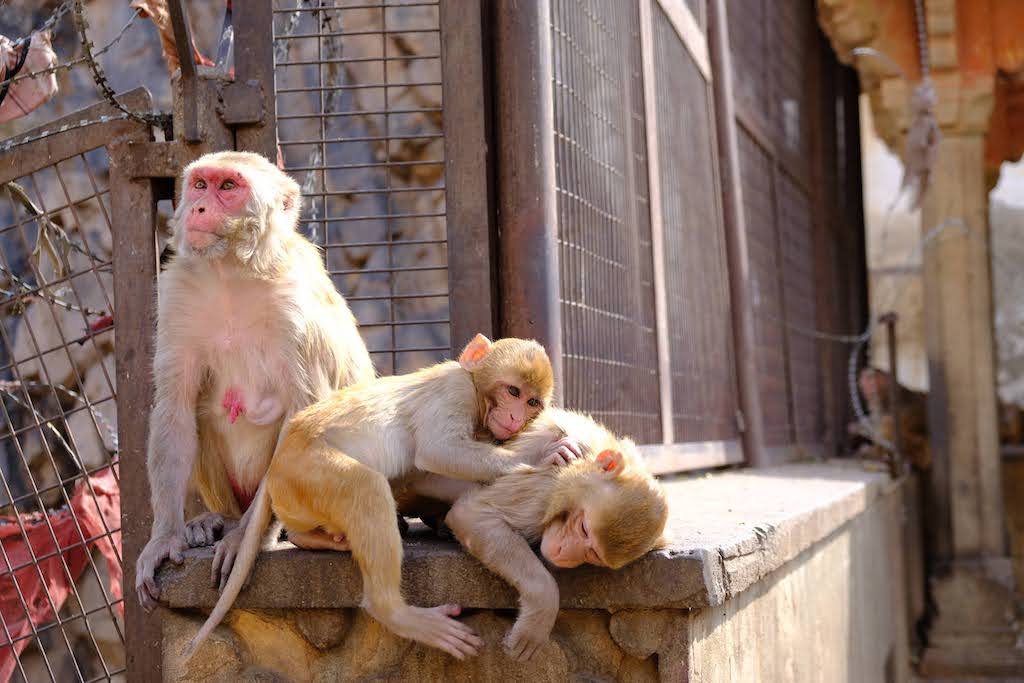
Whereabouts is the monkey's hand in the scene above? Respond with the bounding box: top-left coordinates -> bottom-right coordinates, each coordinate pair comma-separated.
211,525 -> 248,591
185,512 -> 237,547
135,533 -> 187,612
539,437 -> 584,467
504,576 -> 559,662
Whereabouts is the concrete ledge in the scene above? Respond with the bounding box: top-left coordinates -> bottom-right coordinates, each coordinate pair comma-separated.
157,461 -> 895,611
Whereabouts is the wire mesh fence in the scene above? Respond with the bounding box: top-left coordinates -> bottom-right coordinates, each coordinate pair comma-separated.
273,0 -> 450,376
0,151 -> 125,682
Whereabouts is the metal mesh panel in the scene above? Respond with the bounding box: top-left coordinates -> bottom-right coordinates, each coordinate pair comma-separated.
551,0 -> 662,443
738,127 -> 793,446
777,171 -> 822,443
772,0 -> 814,171
273,1 -> 448,376
727,0 -> 770,129
653,5 -> 738,443
0,153 -> 125,681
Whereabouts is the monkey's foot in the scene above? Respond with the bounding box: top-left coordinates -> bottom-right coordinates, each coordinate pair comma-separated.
374,604 -> 483,660
503,605 -> 557,662
287,528 -> 350,551
185,512 -> 236,547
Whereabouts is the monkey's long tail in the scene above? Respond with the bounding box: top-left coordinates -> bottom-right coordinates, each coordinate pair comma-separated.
182,480 -> 273,661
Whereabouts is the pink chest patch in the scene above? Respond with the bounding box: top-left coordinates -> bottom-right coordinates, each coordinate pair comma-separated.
221,387 -> 245,424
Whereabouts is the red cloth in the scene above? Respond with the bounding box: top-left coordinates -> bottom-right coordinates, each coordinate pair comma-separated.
0,468 -> 122,682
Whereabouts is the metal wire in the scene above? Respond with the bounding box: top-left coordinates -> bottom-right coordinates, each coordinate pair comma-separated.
274,0 -> 448,375
72,1 -> 169,130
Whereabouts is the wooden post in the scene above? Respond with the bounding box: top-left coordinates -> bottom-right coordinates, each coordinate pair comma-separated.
109,153 -> 161,682
918,132 -> 1023,676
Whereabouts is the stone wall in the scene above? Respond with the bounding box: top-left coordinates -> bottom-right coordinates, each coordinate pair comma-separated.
157,464 -> 921,682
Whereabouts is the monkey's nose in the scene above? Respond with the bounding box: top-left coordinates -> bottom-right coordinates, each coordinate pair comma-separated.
197,207 -> 205,213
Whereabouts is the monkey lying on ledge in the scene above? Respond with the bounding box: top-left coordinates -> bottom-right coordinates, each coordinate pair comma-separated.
402,408 -> 670,662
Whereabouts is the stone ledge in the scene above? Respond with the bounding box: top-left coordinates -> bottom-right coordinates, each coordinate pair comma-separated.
157,461 -> 895,611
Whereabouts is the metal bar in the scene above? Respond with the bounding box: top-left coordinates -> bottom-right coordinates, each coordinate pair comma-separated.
441,0 -> 498,354
638,440 -> 744,474
280,132 -> 445,145
277,81 -> 443,93
653,0 -> 711,81
272,2 -> 440,12
234,0 -> 278,160
277,106 -> 443,119
109,145 -> 162,682
166,0 -> 196,80
0,88 -> 152,184
638,0 -> 675,445
493,0 -> 562,403
707,0 -> 766,466
278,54 -> 442,67
167,0 -> 200,142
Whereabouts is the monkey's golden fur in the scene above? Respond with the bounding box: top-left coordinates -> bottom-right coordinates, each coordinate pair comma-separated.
184,337 -> 553,660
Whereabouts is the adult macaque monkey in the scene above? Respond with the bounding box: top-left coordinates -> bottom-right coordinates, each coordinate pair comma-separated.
135,151 -> 374,611
184,334 -> 554,660
445,409 -> 669,662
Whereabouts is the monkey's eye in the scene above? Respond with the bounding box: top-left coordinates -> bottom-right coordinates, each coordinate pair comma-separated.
194,179 -> 207,189
507,385 -> 520,398
220,180 -> 236,190
527,398 -> 541,408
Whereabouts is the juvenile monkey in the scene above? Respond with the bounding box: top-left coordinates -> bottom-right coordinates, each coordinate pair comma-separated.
184,334 -> 554,660
136,151 -> 374,611
445,409 -> 669,662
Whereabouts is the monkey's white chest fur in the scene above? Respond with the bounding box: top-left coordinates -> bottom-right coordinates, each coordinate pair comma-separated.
165,268 -> 295,486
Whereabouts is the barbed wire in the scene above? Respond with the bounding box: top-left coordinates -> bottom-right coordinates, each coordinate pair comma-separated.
72,0 -> 169,129
0,1 -> 169,154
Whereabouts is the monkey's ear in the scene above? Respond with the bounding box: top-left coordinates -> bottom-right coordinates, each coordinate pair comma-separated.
595,449 -> 624,477
281,186 -> 300,214
458,333 -> 493,371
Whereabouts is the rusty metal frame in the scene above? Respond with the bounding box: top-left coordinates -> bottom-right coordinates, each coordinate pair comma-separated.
707,0 -> 767,466
441,0 -> 498,353
493,0 -> 563,404
0,89 -> 161,681
638,0 -> 675,446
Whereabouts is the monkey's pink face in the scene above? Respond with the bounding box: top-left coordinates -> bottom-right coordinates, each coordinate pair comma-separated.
182,166 -> 251,248
484,381 -> 544,441
540,505 -> 607,568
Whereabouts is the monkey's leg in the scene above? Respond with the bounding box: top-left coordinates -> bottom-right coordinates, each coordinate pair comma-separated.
447,496 -> 559,663
187,421 -> 242,548
271,445 -> 484,659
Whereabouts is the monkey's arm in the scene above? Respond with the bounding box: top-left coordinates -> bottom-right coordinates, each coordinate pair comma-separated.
415,437 -> 524,482
446,494 -> 558,662
136,346 -> 202,610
